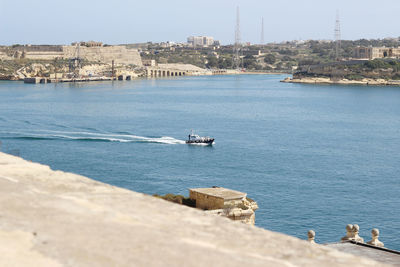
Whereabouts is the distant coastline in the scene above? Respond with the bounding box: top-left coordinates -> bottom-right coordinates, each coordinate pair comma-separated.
239,71 -> 290,75
0,69 -> 288,84
281,76 -> 400,86
284,58 -> 400,86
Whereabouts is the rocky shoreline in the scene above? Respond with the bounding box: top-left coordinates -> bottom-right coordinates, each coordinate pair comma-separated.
282,76 -> 400,86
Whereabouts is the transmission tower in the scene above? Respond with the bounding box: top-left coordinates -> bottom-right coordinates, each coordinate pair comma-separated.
261,17 -> 264,45
233,6 -> 241,70
69,42 -> 82,78
334,11 -> 341,61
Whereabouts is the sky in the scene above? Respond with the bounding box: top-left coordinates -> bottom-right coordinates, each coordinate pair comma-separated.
1,0 -> 399,45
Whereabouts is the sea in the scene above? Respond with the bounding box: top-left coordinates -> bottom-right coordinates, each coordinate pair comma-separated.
0,74 -> 399,249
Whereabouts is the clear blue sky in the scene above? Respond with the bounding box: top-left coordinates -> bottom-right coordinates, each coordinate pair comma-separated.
1,0 -> 399,45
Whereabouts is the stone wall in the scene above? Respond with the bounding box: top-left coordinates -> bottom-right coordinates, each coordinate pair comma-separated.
62,46 -> 142,66
24,51 -> 64,60
12,45 -> 63,52
0,152 -> 386,267
0,45 -> 142,66
189,190 -> 224,210
354,46 -> 400,59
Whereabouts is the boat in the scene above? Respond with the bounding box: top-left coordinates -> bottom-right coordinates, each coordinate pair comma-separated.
186,131 -> 214,145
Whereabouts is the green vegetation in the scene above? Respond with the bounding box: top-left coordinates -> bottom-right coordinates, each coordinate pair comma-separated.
345,74 -> 364,81
364,59 -> 400,70
296,58 -> 400,80
236,203 -> 249,210
264,54 -> 276,64
139,38 -> 400,72
246,197 -> 255,203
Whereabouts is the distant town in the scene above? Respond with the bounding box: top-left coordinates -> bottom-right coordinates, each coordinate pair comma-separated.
2,35 -> 400,84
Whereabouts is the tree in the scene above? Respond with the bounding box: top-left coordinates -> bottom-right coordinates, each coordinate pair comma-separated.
276,62 -> 284,70
206,55 -> 218,68
264,54 -> 276,64
243,58 -> 257,69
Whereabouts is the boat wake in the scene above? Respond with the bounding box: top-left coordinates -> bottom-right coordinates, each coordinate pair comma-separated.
0,130 -> 186,145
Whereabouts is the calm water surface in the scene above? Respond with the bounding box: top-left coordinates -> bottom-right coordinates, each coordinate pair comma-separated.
0,75 -> 399,249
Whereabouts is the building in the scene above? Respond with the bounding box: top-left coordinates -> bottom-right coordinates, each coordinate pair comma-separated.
354,46 -> 400,59
189,187 -> 259,225
142,59 -> 157,67
187,36 -> 215,47
189,187 -> 247,210
71,41 -> 103,47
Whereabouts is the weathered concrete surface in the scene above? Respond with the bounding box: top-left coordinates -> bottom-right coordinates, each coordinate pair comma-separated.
0,152 -> 388,267
326,242 -> 400,266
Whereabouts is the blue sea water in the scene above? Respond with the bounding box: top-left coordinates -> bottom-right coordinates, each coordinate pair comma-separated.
0,75 -> 399,249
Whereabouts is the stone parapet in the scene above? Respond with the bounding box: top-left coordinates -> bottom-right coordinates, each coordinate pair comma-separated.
0,152 -> 387,267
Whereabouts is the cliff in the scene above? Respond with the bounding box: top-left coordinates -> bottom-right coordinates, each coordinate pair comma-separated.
0,152 -> 387,267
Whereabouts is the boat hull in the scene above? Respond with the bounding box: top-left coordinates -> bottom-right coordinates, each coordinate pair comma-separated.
185,138 -> 214,145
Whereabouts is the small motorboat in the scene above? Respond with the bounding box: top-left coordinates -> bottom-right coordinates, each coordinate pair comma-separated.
186,130 -> 214,145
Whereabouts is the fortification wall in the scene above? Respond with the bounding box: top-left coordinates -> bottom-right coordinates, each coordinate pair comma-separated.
62,46 -> 142,66
11,45 -> 63,52
24,51 -> 64,60
0,45 -> 142,66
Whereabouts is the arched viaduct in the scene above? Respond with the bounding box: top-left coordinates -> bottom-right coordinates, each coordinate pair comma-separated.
146,68 -> 187,77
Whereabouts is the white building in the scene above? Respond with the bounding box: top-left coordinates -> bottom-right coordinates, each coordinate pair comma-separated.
187,36 -> 215,47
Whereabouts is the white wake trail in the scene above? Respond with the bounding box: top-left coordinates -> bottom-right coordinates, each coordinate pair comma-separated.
2,130 -> 186,144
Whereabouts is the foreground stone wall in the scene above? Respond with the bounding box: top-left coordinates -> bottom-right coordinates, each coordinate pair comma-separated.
0,152 -> 387,267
